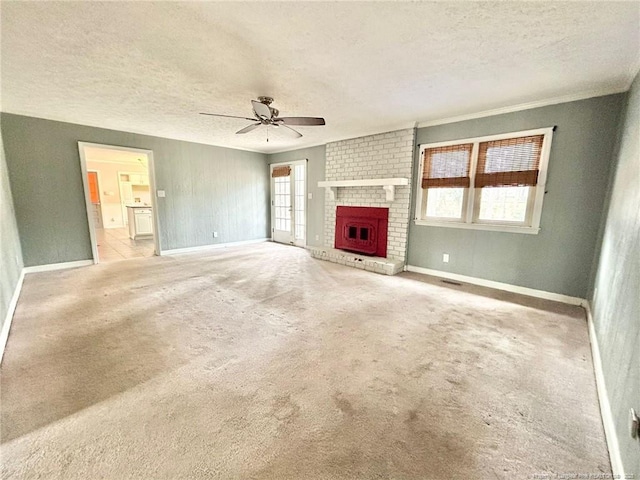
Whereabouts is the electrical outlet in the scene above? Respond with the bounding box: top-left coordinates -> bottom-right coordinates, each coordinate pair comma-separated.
315,235 -> 319,241
443,253 -> 450,263
308,192 -> 313,200
213,232 -> 218,238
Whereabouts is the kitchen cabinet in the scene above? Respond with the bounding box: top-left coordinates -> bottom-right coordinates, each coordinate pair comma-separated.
127,206 -> 153,239
134,174 -> 149,186
120,173 -> 149,186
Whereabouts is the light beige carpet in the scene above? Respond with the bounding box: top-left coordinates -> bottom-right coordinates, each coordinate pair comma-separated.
1,242 -> 609,479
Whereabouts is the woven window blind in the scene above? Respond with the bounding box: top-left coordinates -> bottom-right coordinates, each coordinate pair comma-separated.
475,135 -> 544,188
272,165 -> 291,178
421,143 -> 473,189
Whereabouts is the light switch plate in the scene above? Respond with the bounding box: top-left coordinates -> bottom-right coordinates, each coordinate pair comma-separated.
157,190 -> 166,197
443,253 -> 450,263
308,192 -> 313,200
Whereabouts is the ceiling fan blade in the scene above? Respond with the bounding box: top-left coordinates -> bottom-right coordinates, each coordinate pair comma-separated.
280,124 -> 303,138
251,100 -> 272,120
200,112 -> 257,121
236,123 -> 261,134
274,117 -> 325,126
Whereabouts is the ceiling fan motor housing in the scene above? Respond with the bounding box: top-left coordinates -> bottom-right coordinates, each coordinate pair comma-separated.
256,97 -> 279,120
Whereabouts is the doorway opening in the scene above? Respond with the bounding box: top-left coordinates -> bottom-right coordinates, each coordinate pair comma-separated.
78,142 -> 160,263
270,160 -> 306,247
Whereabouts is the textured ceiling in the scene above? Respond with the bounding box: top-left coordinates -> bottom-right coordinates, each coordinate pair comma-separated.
1,2 -> 638,153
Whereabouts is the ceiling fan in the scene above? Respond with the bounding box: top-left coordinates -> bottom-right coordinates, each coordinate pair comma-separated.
200,96 -> 325,140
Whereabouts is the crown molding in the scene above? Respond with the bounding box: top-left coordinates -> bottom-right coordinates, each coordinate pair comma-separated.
267,140 -> 328,156
270,85 -> 630,155
416,86 -> 629,129
0,110 -> 267,155
269,123 -> 417,155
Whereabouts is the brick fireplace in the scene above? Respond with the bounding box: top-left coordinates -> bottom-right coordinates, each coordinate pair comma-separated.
309,128 -> 416,275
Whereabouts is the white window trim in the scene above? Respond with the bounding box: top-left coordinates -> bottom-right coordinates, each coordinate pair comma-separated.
414,127 -> 554,235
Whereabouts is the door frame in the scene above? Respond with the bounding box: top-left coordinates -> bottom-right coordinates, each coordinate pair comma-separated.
86,169 -> 105,229
270,159 -> 307,247
78,142 -> 161,264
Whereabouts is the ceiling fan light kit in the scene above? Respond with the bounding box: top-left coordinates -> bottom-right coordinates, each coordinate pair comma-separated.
200,97 -> 325,141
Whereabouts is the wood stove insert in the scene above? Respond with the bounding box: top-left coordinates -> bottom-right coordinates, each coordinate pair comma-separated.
334,206 -> 389,257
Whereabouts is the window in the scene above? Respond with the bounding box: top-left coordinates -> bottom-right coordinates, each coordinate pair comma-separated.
415,128 -> 554,234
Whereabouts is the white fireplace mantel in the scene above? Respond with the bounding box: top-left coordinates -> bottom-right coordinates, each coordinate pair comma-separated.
318,178 -> 409,202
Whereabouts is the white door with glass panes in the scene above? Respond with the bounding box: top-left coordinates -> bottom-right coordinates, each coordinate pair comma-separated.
271,161 -> 306,246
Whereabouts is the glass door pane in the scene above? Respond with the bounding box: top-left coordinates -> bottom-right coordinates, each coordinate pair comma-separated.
271,162 -> 305,246
294,164 -> 305,241
272,173 -> 292,244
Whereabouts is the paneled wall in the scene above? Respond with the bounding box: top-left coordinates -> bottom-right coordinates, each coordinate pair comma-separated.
408,94 -> 625,298
0,117 -> 23,338
590,74 -> 640,476
267,145 -> 326,247
1,113 -> 269,266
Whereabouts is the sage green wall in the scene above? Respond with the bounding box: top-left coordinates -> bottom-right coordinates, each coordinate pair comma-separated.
0,117 -> 23,334
267,145 -> 326,247
590,73 -> 640,476
408,94 -> 625,298
1,113 -> 269,266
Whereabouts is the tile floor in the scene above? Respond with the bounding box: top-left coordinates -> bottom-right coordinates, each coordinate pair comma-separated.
96,227 -> 155,262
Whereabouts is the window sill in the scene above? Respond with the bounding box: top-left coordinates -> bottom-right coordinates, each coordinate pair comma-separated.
414,219 -> 540,235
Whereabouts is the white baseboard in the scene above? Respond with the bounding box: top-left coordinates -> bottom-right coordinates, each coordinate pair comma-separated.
585,302 -> 625,478
0,269 -> 25,365
161,238 -> 269,256
23,259 -> 94,274
405,265 -> 587,306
